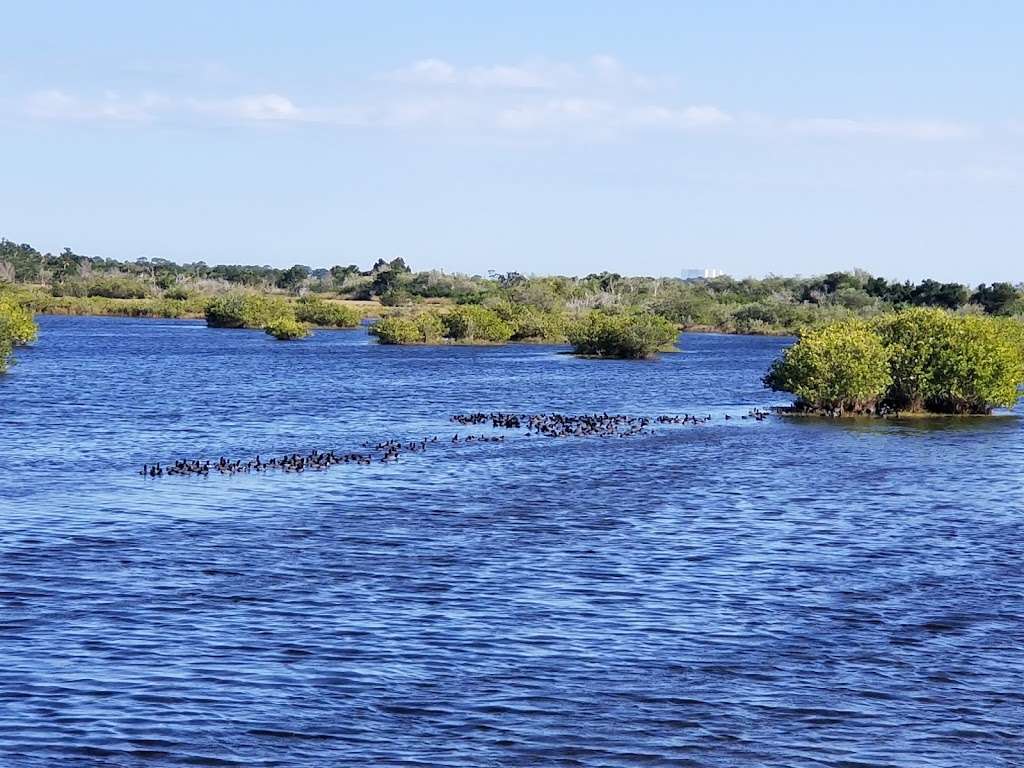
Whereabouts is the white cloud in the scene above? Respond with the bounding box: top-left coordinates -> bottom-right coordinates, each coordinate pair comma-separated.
24,89 -> 162,121
17,57 -> 982,145
386,57 -> 559,90
588,54 -> 657,92
495,100 -> 734,137
789,117 -> 972,141
193,93 -> 303,121
627,105 -> 733,129
393,58 -> 458,85
497,98 -> 613,131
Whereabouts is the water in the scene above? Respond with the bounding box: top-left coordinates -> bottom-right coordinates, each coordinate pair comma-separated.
1,315 -> 1022,767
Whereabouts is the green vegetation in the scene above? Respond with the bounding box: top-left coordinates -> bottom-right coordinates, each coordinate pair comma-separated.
765,310 -> 1024,415
264,318 -> 311,340
39,295 -> 205,318
371,307 -> 514,345
763,321 -> 892,414
51,276 -> 151,299
873,310 -> 1024,414
370,303 -> 573,347
4,236 -> 1021,338
441,305 -> 514,343
3,236 -> 1023,389
9,286 -> 376,327
207,294 -> 362,336
0,292 -> 39,373
370,315 -> 445,345
163,285 -> 191,301
567,312 -> 679,359
294,297 -> 361,328
204,293 -> 292,329
492,301 -> 568,342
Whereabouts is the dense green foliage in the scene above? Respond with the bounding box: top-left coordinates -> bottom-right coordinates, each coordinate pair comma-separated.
567,312 -> 679,359
293,297 -> 361,328
766,311 -> 1024,414
0,296 -> 38,346
370,314 -> 445,345
491,300 -> 568,342
764,322 -> 892,414
204,293 -> 291,329
0,293 -> 39,373
872,309 -> 1024,413
441,305 -> 514,343
371,304 -> 569,346
264,318 -> 311,340
52,276 -> 151,299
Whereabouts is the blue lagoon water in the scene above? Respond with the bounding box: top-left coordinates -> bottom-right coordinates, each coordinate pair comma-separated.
0,315 -> 1022,767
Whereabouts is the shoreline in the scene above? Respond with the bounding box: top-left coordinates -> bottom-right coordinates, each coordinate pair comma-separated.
32,309 -> 798,339
776,407 -> 1018,419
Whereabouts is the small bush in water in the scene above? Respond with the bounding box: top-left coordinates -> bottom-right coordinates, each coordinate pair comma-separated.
763,321 -> 892,415
204,293 -> 291,329
371,314 -> 445,344
264,318 -> 311,340
0,294 -> 38,372
442,305 -> 514,343
765,310 -> 1024,415
294,297 -> 361,327
491,300 -> 567,342
567,311 -> 679,359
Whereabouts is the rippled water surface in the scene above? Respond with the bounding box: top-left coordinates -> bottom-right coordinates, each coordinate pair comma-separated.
1,315 -> 1022,767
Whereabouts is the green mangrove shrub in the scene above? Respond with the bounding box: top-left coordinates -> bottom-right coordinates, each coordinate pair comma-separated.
204,293 -> 291,329
371,306 -> 519,345
567,311 -> 678,359
764,321 -> 892,414
491,300 -> 567,342
264,317 -> 311,340
371,313 -> 445,344
0,296 -> 38,346
442,305 -> 514,343
766,310 -> 1024,414
294,297 -> 361,327
873,310 -> 1024,413
0,294 -> 38,372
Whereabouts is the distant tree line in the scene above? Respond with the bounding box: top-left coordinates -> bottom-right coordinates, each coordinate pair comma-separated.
0,238 -> 414,292
2,237 -> 1022,335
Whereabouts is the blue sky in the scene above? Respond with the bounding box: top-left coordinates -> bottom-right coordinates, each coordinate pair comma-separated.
2,1 -> 1022,282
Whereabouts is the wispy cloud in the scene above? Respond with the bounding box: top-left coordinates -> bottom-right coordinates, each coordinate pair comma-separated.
788,117 -> 973,141
190,93 -> 303,121
24,89 -> 165,122
386,58 -> 559,90
627,105 -> 734,129
15,56 -> 981,145
382,54 -> 654,93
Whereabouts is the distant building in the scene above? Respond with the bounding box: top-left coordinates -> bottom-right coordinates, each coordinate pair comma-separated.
681,268 -> 726,280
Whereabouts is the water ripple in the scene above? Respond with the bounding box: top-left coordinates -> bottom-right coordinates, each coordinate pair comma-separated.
0,316 -> 1021,766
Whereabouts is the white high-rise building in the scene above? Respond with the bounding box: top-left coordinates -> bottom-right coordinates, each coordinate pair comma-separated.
681,268 -> 726,280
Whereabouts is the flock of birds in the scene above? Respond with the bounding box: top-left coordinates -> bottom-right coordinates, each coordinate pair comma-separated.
454,409 -> 771,436
140,408 -> 771,478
